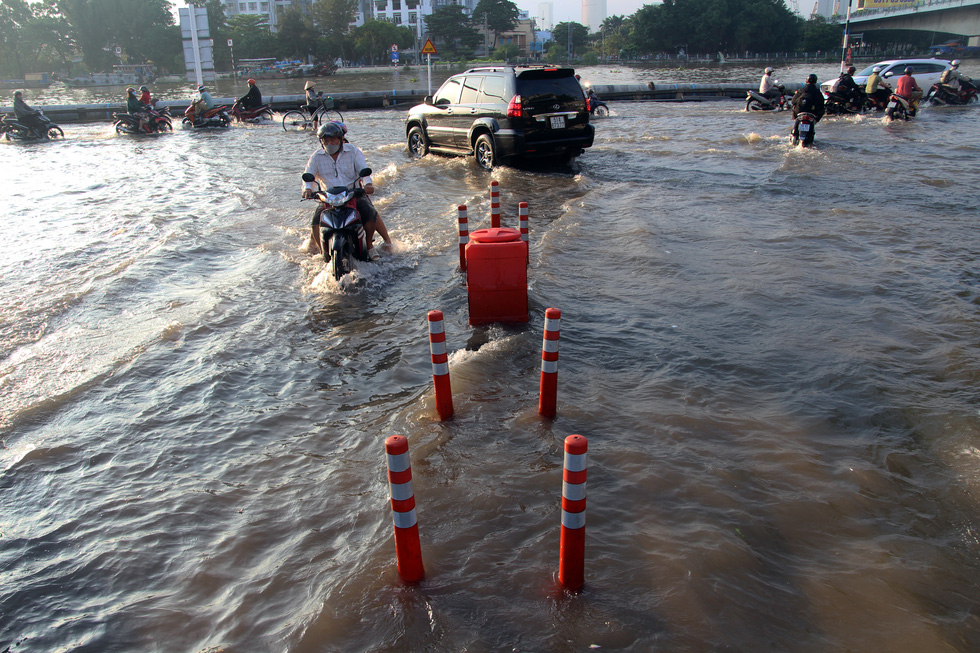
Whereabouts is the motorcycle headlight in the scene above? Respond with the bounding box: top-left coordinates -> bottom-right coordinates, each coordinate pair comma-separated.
325,190 -> 350,205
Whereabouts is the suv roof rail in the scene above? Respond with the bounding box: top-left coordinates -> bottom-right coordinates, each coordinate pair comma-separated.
463,64 -> 569,74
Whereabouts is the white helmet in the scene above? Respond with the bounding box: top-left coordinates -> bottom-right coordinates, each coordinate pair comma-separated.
951,59 -> 960,68
872,66 -> 882,73
765,67 -> 774,74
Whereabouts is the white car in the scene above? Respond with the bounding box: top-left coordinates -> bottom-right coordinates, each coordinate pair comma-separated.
820,58 -> 953,93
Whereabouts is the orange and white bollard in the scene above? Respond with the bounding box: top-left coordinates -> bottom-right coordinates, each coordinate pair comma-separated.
558,434 -> 588,592
490,180 -> 501,228
518,201 -> 529,262
428,310 -> 454,421
385,435 -> 424,582
538,307 -> 560,418
457,204 -> 469,271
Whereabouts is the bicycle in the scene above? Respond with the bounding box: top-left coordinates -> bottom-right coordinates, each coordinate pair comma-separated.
282,97 -> 344,132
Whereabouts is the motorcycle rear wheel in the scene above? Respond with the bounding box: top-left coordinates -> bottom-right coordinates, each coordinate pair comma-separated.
746,99 -> 766,111
114,121 -> 136,134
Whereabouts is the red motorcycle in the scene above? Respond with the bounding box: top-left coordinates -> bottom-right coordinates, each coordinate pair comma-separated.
182,104 -> 230,128
230,101 -> 274,123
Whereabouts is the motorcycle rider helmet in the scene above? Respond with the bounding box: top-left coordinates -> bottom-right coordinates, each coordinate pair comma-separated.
847,66 -> 856,75
904,67 -> 913,75
951,59 -> 960,68
872,66 -> 882,73
247,78 -> 256,85
127,87 -> 136,95
198,85 -> 206,92
807,74 -> 818,84
139,85 -> 148,92
765,67 -> 774,74
317,121 -> 345,142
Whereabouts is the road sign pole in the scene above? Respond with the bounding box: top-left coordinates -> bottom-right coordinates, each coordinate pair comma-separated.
427,54 -> 431,94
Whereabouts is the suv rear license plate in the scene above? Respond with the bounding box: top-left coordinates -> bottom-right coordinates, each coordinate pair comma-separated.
549,116 -> 566,129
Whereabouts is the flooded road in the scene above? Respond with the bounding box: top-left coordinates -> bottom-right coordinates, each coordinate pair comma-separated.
2,66 -> 979,652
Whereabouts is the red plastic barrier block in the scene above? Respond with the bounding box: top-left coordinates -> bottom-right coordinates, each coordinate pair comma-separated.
465,228 -> 528,325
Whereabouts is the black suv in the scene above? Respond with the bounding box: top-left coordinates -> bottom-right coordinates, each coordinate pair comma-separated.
405,65 -> 595,170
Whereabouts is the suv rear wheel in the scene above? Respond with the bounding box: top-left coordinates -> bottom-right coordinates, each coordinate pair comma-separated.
407,125 -> 428,158
474,133 -> 495,171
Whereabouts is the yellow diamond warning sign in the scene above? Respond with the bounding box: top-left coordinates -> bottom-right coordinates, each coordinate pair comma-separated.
420,39 -> 438,55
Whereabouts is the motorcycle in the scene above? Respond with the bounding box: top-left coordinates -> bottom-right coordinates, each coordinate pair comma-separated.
923,80 -> 979,106
302,168 -> 373,281
587,94 -> 609,117
791,112 -> 817,148
745,84 -> 789,111
182,104 -> 230,128
230,101 -> 274,123
113,106 -> 172,134
2,111 -> 64,141
884,93 -> 917,121
824,88 -> 873,115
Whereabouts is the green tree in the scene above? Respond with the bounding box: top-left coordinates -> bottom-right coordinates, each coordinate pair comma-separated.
277,7 -> 318,60
801,16 -> 842,52
551,22 -> 589,58
58,0 -> 179,71
424,5 -> 480,58
352,20 -> 413,65
312,0 -> 358,62
472,0 -> 519,50
1,0 -> 38,77
226,14 -> 278,60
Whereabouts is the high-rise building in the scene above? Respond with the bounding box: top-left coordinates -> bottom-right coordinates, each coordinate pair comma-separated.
537,2 -> 554,30
219,0 -> 312,31
582,0 -> 606,32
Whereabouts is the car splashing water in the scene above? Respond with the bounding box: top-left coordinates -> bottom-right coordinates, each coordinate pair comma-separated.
1,66 -> 980,652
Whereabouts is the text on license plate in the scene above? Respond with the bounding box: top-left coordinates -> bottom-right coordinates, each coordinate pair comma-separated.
550,116 -> 566,129
799,123 -> 810,132
887,101 -> 897,108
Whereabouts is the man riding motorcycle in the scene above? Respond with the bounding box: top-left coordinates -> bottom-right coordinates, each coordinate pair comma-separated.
759,67 -> 780,103
12,90 -> 46,137
302,122 -> 391,259
187,85 -> 215,124
865,66 -> 891,109
238,78 -> 262,111
940,59 -> 971,92
895,67 -> 923,109
834,65 -> 862,110
126,87 -> 150,132
792,74 -> 826,121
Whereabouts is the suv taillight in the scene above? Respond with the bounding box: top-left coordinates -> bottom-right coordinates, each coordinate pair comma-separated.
507,94 -> 523,118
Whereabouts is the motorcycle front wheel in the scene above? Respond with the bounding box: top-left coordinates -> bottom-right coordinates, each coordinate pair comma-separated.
593,105 -> 609,117
47,126 -> 65,139
330,239 -> 354,280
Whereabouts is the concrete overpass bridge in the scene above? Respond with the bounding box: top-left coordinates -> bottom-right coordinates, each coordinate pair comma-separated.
837,0 -> 980,44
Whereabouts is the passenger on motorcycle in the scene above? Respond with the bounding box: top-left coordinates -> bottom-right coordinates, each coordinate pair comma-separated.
939,59 -> 971,92
126,87 -> 150,132
895,67 -> 922,105
759,67 -> 781,102
302,122 -> 392,259
138,85 -> 154,107
791,74 -> 826,121
238,78 -> 262,110
12,90 -> 46,137
865,66 -> 891,107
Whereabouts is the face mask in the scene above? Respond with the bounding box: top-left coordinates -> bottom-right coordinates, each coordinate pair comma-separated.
324,143 -> 340,155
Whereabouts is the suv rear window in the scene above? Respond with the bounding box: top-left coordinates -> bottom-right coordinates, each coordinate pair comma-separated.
516,77 -> 584,106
